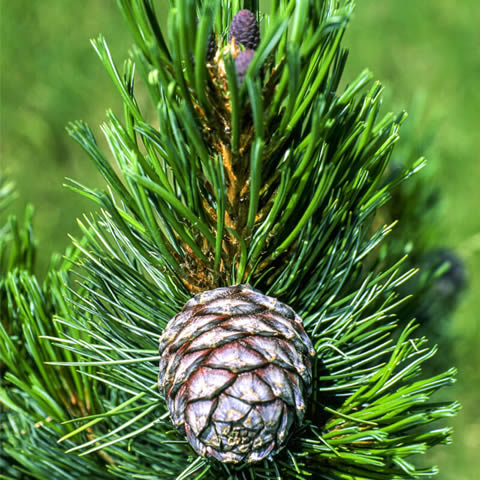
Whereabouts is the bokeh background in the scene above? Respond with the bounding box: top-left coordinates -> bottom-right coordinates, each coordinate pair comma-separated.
1,1 -> 479,478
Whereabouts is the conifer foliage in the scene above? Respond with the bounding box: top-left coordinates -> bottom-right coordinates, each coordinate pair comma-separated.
1,1 -> 460,479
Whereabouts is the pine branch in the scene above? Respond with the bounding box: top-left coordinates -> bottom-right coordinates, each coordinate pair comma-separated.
1,1 -> 461,479
0,180 -> 118,479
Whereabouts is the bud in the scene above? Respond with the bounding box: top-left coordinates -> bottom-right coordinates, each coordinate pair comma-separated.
206,31 -> 216,62
234,49 -> 255,87
229,9 -> 260,50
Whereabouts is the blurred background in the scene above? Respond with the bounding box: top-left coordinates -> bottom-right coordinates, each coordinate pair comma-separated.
1,1 -> 479,478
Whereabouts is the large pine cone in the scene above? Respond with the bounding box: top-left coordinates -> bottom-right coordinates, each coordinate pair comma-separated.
158,284 -> 314,464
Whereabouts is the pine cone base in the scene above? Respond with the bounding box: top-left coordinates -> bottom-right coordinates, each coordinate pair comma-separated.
159,284 -> 314,464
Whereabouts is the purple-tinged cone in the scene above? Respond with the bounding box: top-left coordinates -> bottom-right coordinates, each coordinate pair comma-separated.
194,19 -> 216,63
206,31 -> 216,62
235,49 -> 255,87
228,9 -> 260,50
158,284 -> 314,464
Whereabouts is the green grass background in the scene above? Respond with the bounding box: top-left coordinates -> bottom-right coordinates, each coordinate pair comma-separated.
1,1 -> 479,478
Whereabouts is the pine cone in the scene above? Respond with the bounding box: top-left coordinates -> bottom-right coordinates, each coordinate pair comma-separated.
425,249 -> 467,300
193,20 -> 216,63
234,49 -> 255,87
228,9 -> 260,50
158,284 -> 314,464
206,31 -> 216,62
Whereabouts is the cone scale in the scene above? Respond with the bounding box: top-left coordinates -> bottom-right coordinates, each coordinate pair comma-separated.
159,285 -> 315,464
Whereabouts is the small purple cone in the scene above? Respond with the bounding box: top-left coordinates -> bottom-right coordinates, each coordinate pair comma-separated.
206,32 -> 216,62
234,49 -> 255,87
228,9 -> 260,50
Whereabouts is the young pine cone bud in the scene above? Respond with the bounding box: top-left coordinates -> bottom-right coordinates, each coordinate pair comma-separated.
234,49 -> 255,87
194,19 -> 216,63
206,31 -> 216,62
158,284 -> 314,464
419,248 -> 467,318
228,9 -> 260,50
